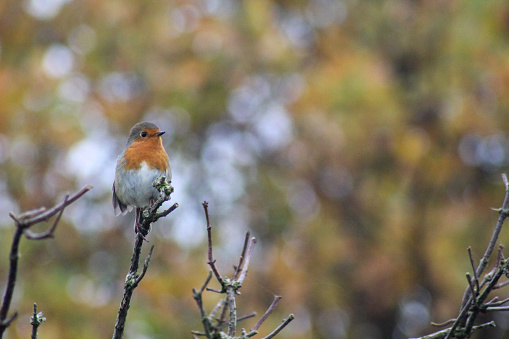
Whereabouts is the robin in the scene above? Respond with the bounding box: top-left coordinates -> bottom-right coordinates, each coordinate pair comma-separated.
113,121 -> 171,233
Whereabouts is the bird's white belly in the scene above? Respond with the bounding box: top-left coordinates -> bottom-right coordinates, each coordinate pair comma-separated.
125,162 -> 163,208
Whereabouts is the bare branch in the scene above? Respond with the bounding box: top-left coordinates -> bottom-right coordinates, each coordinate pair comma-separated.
250,295 -> 282,333
9,208 -> 46,223
430,319 -> 456,327
485,306 -> 509,311
24,195 -> 68,240
467,247 -> 480,293
202,201 -> 223,285
494,280 -> 509,290
24,186 -> 92,227
30,303 -> 45,339
226,288 -> 237,337
237,312 -> 257,323
192,271 -> 214,338
134,245 -> 155,286
486,296 -> 509,306
209,298 -> 225,320
438,174 -> 509,339
233,232 -> 250,280
466,273 -> 476,298
113,177 -> 176,339
413,321 -> 496,339
0,186 -> 91,337
261,314 -> 295,339
237,237 -> 257,284
155,203 -> 179,220
193,203 -> 291,339
475,174 -> 509,281
0,312 -> 17,329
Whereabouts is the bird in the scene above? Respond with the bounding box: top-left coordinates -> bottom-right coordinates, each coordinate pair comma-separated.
113,121 -> 171,234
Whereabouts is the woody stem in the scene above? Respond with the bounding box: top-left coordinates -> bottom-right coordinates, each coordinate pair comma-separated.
112,233 -> 146,339
112,177 -> 177,339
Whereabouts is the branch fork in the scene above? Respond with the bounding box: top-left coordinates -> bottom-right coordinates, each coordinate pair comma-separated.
0,185 -> 93,338
192,201 -> 293,339
416,173 -> 509,339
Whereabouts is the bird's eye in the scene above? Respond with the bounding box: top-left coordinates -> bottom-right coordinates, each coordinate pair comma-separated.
140,131 -> 147,137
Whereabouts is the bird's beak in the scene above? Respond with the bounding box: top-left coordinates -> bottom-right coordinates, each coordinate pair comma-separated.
156,131 -> 165,136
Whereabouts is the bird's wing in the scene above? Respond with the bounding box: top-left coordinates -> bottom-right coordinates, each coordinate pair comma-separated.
112,182 -> 132,216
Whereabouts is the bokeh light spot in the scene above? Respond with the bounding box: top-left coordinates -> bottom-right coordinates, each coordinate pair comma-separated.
42,44 -> 74,78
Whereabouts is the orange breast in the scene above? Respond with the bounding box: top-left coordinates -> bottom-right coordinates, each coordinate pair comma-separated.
123,138 -> 169,172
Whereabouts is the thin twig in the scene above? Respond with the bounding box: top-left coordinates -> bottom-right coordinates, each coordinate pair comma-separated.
238,237 -> 257,284
485,306 -> 509,311
205,287 -> 223,293
237,311 -> 257,322
0,313 -> 17,331
467,247 -> 480,293
261,314 -> 295,339
30,303 -> 45,339
461,258 -> 507,335
203,202 -> 223,285
412,321 -> 496,339
209,298 -> 225,319
134,245 -> 155,285
217,296 -> 230,332
476,174 -> 509,279
494,280 -> 509,290
250,295 -> 282,333
22,186 -> 92,227
445,281 -> 476,337
155,203 -> 179,220
430,318 -> 456,327
233,232 -> 250,280
466,273 -> 476,298
198,271 -> 214,293
24,195 -> 68,240
192,271 -> 214,338
9,208 -> 46,223
486,296 -> 509,306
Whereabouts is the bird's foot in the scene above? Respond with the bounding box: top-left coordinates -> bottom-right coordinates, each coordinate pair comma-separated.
134,221 -> 150,242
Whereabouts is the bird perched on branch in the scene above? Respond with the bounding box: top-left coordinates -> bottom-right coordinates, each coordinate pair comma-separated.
113,121 -> 171,233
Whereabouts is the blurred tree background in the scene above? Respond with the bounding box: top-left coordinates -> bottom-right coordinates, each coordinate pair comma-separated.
2,0 -> 509,338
